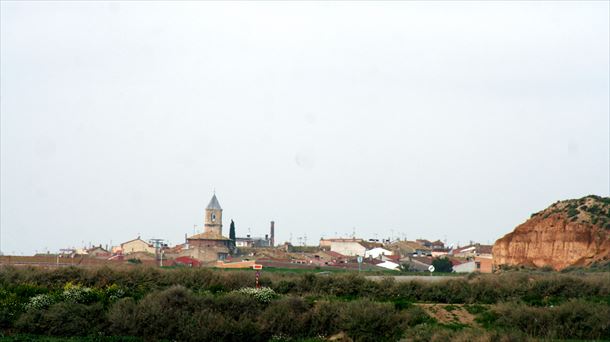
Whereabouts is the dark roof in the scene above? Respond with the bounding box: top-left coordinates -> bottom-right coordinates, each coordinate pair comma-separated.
206,194 -> 222,210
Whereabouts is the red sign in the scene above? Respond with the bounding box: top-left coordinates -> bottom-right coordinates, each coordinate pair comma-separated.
252,264 -> 263,270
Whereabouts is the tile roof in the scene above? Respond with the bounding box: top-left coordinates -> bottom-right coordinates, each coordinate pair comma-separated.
188,230 -> 230,241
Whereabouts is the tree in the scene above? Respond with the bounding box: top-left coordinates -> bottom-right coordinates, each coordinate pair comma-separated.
432,257 -> 453,273
229,220 -> 236,242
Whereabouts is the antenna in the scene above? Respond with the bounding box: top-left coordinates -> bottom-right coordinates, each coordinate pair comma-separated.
149,238 -> 166,267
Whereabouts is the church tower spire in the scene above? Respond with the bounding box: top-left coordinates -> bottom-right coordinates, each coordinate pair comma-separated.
204,193 -> 223,235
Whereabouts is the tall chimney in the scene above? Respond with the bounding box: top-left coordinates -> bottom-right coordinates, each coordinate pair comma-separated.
270,221 -> 275,247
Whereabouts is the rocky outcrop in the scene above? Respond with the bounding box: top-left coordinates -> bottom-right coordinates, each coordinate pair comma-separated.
493,195 -> 610,270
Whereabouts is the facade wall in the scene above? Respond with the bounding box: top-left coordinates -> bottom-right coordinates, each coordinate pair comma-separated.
331,241 -> 366,256
365,248 -> 392,258
453,261 -> 476,273
121,240 -> 155,255
204,208 -> 223,235
475,256 -> 493,273
180,245 -> 229,263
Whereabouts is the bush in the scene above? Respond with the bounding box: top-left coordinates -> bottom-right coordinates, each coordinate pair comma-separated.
16,302 -> 105,336
234,287 -> 277,303
259,296 -> 311,339
342,299 -> 405,342
485,300 -> 610,339
432,258 -> 453,273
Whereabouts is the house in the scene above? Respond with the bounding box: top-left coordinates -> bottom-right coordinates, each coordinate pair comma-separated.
320,238 -> 364,251
120,238 -> 156,255
431,240 -> 445,250
86,245 -> 111,258
474,256 -> 493,273
398,255 -> 433,272
453,260 -> 476,273
388,240 -> 432,257
330,240 -> 366,256
453,244 -> 493,259
321,251 -> 347,265
235,237 -> 254,247
235,235 -> 272,248
431,248 -> 450,257
376,260 -> 400,271
365,247 -> 393,259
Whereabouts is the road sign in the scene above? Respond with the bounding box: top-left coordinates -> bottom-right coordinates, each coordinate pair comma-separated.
428,265 -> 435,273
357,256 -> 363,263
252,264 -> 263,270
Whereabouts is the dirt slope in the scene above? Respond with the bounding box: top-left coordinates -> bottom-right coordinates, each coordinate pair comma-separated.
493,195 -> 610,270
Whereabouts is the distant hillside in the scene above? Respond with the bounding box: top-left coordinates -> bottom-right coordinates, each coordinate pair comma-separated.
493,195 -> 610,270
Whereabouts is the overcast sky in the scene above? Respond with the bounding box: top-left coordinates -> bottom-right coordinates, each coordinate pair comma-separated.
1,1 -> 609,255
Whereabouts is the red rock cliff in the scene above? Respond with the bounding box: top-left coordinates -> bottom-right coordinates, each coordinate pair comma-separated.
493,196 -> 610,270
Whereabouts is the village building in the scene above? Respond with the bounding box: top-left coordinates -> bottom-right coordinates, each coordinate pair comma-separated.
365,247 -> 393,259
182,194 -> 231,262
388,240 -> 432,257
319,238 -> 364,251
431,248 -> 450,257
452,243 -> 493,259
235,222 -> 275,248
330,240 -> 366,256
235,235 -> 272,248
86,245 -> 111,258
120,237 -> 156,255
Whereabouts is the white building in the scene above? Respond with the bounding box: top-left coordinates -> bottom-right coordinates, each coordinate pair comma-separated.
365,247 -> 393,259
453,261 -> 476,273
376,261 -> 400,271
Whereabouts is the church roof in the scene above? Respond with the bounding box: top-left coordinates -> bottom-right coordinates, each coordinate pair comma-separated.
188,230 -> 230,241
206,194 -> 222,210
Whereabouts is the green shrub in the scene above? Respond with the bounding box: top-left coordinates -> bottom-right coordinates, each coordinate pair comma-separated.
16,302 -> 105,336
567,208 -> 579,217
234,287 -> 277,303
342,300 -> 405,342
308,300 -> 345,337
258,296 -> 311,339
487,300 -> 610,339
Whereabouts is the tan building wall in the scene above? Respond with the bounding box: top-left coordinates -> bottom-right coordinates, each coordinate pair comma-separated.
330,241 -> 366,256
121,239 -> 156,255
204,208 -> 223,235
475,256 -> 493,273
180,246 -> 229,263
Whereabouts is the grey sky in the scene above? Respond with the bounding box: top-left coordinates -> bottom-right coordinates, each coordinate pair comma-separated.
1,1 -> 608,255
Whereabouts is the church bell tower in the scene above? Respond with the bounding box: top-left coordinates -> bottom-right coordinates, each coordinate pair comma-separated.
204,193 -> 223,235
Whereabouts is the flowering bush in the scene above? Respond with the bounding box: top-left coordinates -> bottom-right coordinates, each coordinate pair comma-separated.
62,282 -> 95,304
105,284 -> 126,302
25,294 -> 55,311
235,287 -> 278,303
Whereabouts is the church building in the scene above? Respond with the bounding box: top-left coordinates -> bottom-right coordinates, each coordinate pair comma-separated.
183,193 -> 231,262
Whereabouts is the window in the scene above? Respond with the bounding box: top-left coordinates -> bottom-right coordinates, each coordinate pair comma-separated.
475,262 -> 481,269
211,213 -> 216,222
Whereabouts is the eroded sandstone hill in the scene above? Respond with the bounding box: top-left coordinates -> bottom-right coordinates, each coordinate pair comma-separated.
493,195 -> 610,270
